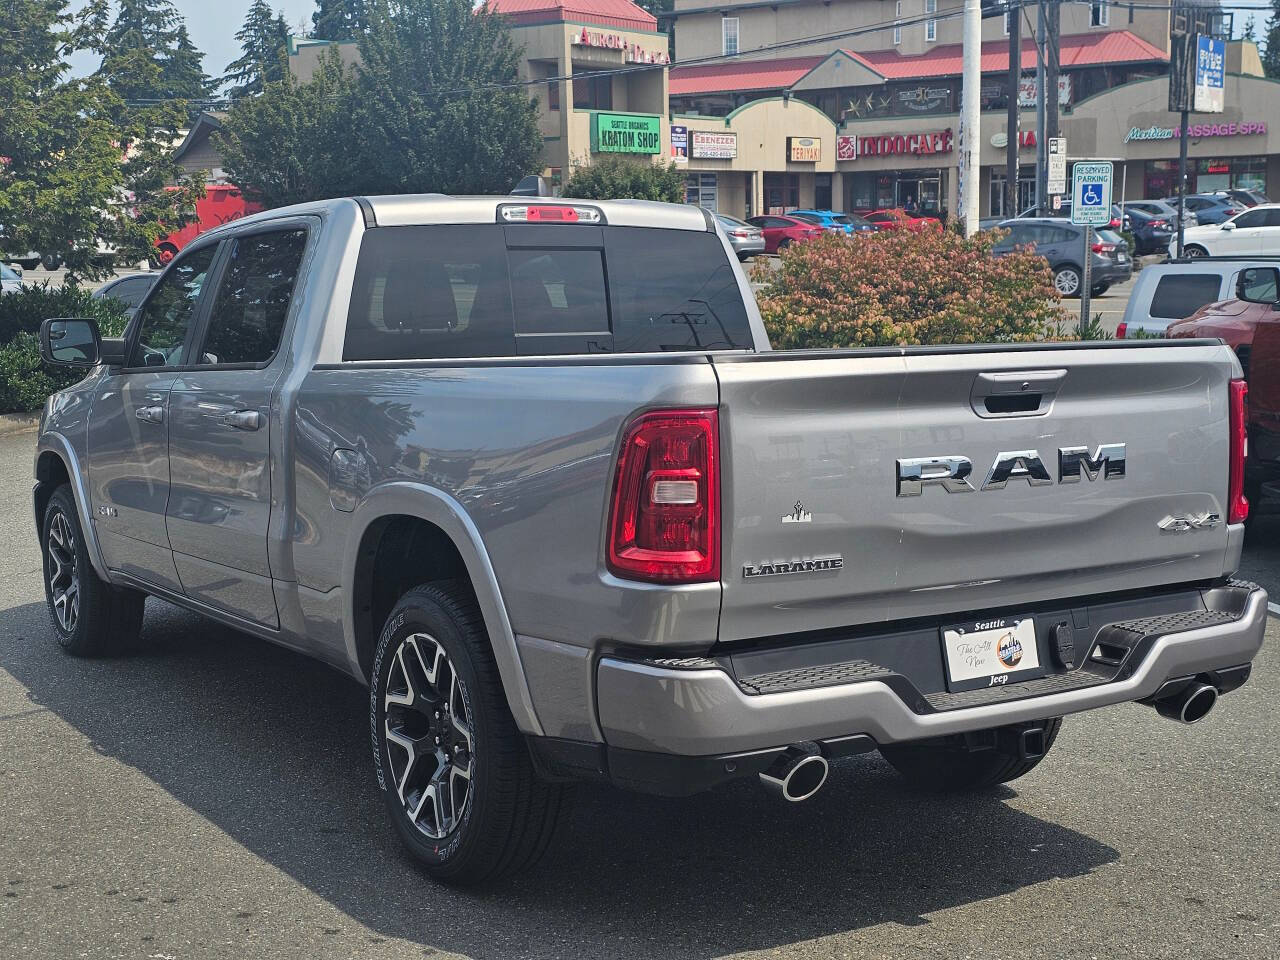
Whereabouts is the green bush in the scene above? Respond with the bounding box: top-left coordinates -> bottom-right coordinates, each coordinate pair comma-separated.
561,156 -> 685,203
752,228 -> 1067,349
0,284 -> 128,414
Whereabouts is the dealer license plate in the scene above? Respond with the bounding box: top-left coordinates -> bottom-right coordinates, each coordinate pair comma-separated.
941,615 -> 1045,692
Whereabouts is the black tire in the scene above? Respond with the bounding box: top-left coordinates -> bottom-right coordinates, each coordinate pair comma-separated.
1091,282 -> 1111,297
40,253 -> 62,271
776,238 -> 791,252
18,258 -> 40,272
370,583 -> 566,884
879,718 -> 1063,791
41,485 -> 145,656
1184,244 -> 1209,259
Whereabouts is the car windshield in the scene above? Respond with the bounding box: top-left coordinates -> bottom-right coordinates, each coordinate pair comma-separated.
717,215 -> 750,228
1097,229 -> 1123,244
790,213 -> 821,223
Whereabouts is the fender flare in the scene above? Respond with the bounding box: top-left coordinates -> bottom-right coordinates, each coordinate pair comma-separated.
341,481 -> 545,737
35,433 -> 111,583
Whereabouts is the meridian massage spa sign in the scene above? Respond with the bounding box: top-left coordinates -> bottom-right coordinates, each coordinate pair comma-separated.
1124,121 -> 1267,143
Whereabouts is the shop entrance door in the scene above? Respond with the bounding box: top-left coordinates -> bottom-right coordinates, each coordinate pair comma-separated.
897,175 -> 942,216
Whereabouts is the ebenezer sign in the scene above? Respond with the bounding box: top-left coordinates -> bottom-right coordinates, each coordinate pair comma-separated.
690,131 -> 737,159
592,113 -> 662,154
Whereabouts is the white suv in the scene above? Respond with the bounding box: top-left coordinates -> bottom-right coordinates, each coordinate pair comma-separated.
1182,203 -> 1280,257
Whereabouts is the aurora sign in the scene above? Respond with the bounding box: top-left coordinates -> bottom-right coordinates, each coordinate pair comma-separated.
1124,121 -> 1267,143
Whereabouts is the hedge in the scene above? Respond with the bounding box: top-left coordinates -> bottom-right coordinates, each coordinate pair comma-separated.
753,225 -> 1068,348
0,284 -> 128,414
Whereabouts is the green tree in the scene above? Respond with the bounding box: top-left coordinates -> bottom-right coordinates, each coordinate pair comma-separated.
97,0 -> 179,103
162,24 -> 213,104
219,0 -> 542,203
562,156 -> 685,202
1264,0 -> 1280,79
225,0 -> 291,98
312,0 -> 370,40
0,0 -> 201,280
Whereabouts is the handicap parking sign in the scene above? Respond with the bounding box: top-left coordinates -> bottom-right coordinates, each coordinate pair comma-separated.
1071,162 -> 1113,226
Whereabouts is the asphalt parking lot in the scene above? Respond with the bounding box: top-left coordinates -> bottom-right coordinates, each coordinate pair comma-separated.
1,426 -> 1277,960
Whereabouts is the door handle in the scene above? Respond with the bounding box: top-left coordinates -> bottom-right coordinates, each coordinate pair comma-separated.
221,410 -> 262,431
135,405 -> 165,424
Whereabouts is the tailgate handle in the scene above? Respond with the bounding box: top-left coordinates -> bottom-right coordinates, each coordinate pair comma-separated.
970,369 -> 1066,418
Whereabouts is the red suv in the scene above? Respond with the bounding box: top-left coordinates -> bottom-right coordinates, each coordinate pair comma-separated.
1169,264 -> 1280,511
746,215 -> 824,253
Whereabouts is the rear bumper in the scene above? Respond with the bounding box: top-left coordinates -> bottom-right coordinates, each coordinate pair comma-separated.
595,582 -> 1268,757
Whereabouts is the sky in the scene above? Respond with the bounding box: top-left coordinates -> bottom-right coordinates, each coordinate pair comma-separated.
68,0 -> 316,82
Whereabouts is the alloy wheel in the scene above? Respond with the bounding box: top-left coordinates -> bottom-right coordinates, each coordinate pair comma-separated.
383,633 -> 475,840
1054,268 -> 1081,297
46,510 -> 80,633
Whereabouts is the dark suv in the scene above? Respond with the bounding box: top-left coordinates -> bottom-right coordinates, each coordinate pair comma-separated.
992,218 -> 1132,297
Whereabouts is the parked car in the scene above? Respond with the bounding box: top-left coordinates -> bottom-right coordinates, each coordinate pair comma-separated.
92,273 -> 157,318
1225,188 -> 1269,209
33,195 -> 1266,886
1003,202 -> 1128,232
1167,263 -> 1280,511
863,208 -> 941,232
788,209 -> 877,236
1169,193 -> 1246,226
1124,199 -> 1197,231
714,214 -> 766,260
1,262 -> 25,294
745,214 -> 823,252
991,218 -> 1131,297
1123,206 -> 1176,256
1117,256 -> 1280,337
1181,203 -> 1280,258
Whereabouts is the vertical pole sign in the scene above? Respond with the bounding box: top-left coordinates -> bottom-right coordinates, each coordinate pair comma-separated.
1047,137 -> 1066,198
1071,161 -> 1112,336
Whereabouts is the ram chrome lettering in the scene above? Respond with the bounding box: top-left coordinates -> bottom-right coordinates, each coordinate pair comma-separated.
896,444 -> 1126,496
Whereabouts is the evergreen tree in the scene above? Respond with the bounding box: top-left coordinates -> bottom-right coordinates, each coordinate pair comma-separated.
98,0 -> 179,103
0,0 -> 201,280
225,0 -> 292,98
1264,0 -> 1280,79
161,24 -> 213,103
312,0 -> 370,40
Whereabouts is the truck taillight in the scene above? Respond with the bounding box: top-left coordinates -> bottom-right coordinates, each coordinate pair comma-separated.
1115,322 -> 1128,339
607,409 -> 719,583
1229,379 -> 1249,524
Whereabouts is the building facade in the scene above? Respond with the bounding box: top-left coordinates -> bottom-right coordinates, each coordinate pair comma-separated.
487,0 -> 672,185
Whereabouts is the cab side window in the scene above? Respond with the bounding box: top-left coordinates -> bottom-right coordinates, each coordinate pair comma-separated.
128,245 -> 217,368
198,229 -> 308,365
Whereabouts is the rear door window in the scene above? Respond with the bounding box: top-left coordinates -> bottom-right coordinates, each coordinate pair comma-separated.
343,224 -> 753,360
1148,273 -> 1224,320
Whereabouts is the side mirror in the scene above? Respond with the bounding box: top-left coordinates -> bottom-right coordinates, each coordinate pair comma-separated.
39,317 -> 101,367
1221,221 -> 1236,231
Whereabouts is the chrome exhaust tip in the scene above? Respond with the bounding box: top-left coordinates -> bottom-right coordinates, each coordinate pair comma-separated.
1154,681 -> 1218,724
759,744 -> 829,802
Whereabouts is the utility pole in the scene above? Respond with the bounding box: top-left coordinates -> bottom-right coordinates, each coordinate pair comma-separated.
1006,0 -> 1021,217
1045,0 -> 1060,148
961,0 -> 982,235
1035,0 -> 1046,212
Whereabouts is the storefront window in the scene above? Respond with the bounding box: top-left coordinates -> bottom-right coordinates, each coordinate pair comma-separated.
764,173 -> 800,213
815,174 -> 832,210
990,167 -> 1036,217
1144,157 -> 1267,199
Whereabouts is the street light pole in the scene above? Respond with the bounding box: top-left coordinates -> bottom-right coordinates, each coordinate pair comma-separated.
1006,0 -> 1020,218
1176,105 -> 1189,257
1035,0 -> 1046,212
961,0 -> 982,235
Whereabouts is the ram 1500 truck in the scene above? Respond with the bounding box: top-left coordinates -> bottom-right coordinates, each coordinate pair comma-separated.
34,196 -> 1268,884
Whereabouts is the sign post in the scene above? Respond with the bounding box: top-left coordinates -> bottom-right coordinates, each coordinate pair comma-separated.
1072,161 -> 1113,336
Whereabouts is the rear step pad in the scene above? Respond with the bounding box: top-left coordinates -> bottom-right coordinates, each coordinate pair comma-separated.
732,602 -> 1250,714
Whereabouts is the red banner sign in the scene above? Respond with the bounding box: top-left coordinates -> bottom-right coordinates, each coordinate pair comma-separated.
838,128 -> 954,161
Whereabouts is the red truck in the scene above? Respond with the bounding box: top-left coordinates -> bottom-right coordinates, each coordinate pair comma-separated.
155,184 -> 262,265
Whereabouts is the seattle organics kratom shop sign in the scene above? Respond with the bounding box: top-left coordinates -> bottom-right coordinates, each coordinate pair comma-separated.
592,113 -> 662,154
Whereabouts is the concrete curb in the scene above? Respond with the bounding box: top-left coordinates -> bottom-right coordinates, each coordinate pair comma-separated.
0,412 -> 39,437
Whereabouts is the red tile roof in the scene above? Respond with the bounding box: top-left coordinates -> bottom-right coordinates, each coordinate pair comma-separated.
847,29 -> 1168,79
668,31 -> 1167,96
486,0 -> 657,31
668,54 -> 825,96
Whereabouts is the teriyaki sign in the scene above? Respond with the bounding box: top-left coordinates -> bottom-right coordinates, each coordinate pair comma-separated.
1123,121 -> 1266,143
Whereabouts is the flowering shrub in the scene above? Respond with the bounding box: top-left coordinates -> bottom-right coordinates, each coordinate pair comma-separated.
752,227 -> 1067,349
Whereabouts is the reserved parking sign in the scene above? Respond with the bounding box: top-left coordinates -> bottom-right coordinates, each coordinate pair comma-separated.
1071,162 -> 1113,226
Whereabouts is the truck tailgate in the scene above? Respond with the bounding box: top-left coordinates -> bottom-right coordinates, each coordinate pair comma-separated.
713,343 -> 1238,642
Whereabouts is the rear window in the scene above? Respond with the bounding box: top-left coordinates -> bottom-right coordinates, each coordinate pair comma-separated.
343,224 -> 753,360
1148,273 -> 1223,320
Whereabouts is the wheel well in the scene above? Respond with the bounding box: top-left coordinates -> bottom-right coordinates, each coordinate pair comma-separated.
352,515 -> 474,681
34,451 -> 71,525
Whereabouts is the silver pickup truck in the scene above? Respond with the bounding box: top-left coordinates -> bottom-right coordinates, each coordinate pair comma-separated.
33,196 -> 1267,884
